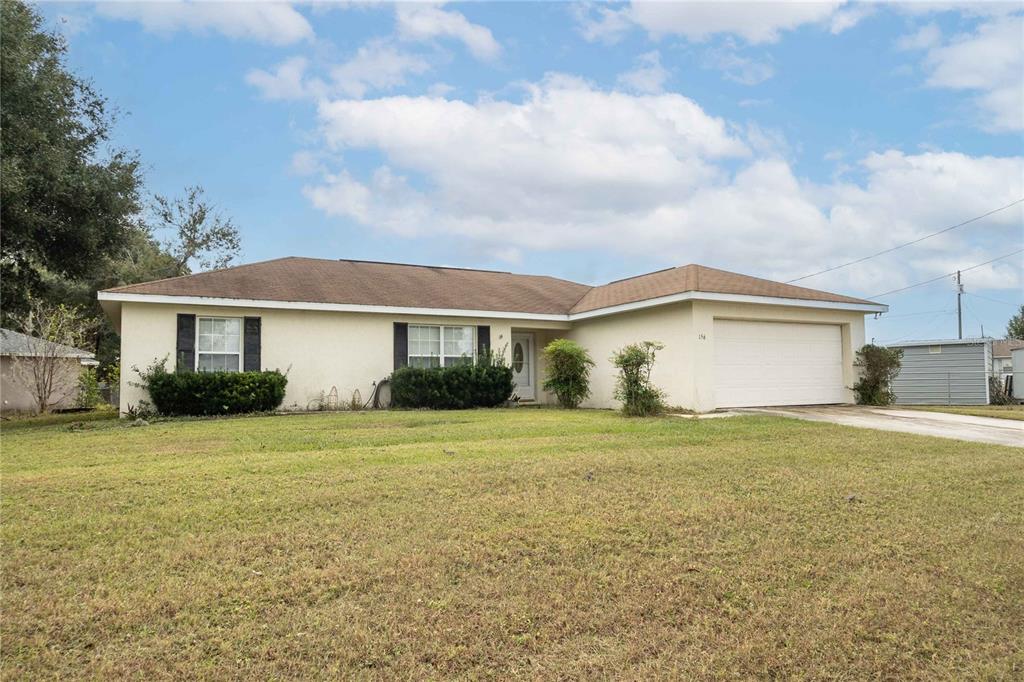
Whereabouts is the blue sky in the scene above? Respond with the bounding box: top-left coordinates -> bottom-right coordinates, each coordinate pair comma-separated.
41,1 -> 1023,341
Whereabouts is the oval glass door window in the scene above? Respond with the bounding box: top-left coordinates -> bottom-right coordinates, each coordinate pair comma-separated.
513,342 -> 525,372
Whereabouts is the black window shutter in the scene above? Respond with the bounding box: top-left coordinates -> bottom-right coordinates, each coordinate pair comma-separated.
477,325 -> 490,357
176,314 -> 196,373
243,317 -> 261,371
394,322 -> 408,370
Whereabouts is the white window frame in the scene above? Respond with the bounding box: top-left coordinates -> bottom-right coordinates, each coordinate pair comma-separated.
196,316 -> 243,372
408,324 -> 475,368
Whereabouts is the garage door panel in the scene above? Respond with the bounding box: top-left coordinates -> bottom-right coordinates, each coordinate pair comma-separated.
714,320 -> 844,408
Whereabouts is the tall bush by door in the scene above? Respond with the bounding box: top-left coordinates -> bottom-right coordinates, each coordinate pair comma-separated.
390,351 -> 514,409
137,357 -> 288,416
611,341 -> 667,416
541,339 -> 594,408
852,344 -> 903,406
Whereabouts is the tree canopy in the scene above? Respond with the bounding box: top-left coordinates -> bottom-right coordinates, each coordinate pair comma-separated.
0,0 -> 242,371
0,0 -> 143,323
1007,304 -> 1024,340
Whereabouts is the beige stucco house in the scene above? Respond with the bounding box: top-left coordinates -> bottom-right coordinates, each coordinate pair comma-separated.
1,328 -> 98,414
98,257 -> 887,414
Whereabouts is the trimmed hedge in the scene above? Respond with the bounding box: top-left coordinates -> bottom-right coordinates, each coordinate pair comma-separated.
390,360 -> 514,410
143,365 -> 288,416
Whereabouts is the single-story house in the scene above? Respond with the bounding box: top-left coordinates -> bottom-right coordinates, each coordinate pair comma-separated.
0,328 -> 98,414
991,339 -> 1024,376
886,338 -> 992,406
97,257 -> 887,414
1012,347 -> 1024,401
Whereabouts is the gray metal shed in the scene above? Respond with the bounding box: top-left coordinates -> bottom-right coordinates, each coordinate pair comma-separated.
886,338 -> 991,406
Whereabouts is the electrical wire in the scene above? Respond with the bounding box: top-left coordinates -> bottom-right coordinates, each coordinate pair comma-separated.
787,198 -> 1024,283
869,249 -> 1024,299
872,308 -> 955,320
964,291 -> 1022,307
876,311 -> 957,345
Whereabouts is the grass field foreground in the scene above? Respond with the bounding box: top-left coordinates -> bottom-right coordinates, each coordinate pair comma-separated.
3,409 -> 1023,679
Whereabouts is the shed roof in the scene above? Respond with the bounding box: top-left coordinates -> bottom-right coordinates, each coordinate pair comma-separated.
0,329 -> 96,360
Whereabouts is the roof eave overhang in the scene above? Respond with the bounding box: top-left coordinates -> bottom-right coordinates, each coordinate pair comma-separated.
568,290 -> 888,320
98,290 -> 888,321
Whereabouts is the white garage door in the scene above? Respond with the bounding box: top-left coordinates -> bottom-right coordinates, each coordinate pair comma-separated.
713,320 -> 845,408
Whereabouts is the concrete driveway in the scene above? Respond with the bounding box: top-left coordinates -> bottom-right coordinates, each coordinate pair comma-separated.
743,406 -> 1023,448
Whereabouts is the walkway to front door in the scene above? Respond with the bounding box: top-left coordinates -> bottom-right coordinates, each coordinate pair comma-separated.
510,332 -> 535,401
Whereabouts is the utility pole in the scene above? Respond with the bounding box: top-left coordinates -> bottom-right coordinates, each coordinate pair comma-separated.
956,270 -> 963,339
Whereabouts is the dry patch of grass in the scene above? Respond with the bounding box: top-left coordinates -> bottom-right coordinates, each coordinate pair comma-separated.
903,404 -> 1024,421
2,409 -> 1022,679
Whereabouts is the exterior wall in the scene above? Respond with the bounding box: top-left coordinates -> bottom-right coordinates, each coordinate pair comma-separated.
1,355 -> 83,414
567,301 -> 865,411
116,299 -> 869,414
889,342 -> 990,405
117,302 -> 569,413
1012,348 -> 1024,401
690,301 -> 865,412
566,303 -> 693,410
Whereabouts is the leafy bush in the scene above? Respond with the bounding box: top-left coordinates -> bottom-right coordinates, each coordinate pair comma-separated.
542,339 -> 595,408
852,344 -> 903,406
136,357 -> 288,416
76,367 -> 102,409
390,352 -> 514,409
611,341 -> 667,416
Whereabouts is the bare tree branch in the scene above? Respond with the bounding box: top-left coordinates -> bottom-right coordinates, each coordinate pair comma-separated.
151,186 -> 241,276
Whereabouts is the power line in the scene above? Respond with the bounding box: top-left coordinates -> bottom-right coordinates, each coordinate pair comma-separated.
869,249 -> 1024,299
787,198 -> 1024,283
964,291 -> 1021,307
872,308 -> 955,320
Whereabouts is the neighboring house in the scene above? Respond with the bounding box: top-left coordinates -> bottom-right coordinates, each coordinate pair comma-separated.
991,339 -> 1024,376
97,257 -> 887,414
0,328 -> 98,414
887,338 -> 992,406
1012,347 -> 1024,401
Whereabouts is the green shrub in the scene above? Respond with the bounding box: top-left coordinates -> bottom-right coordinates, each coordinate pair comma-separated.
852,344 -> 903,406
76,367 -> 102,409
136,358 -> 288,416
390,351 -> 514,409
541,339 -> 595,408
611,341 -> 667,417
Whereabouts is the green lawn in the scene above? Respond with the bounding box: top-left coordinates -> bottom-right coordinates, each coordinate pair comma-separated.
901,404 -> 1024,421
3,410 -> 1022,679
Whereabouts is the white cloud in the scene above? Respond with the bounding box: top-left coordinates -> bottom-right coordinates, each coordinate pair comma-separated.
702,43 -> 775,85
829,3 -> 875,34
96,1 -> 313,45
571,3 -> 635,44
246,41 -> 430,101
301,76 -> 1024,294
289,150 -> 326,176
246,56 -> 323,101
576,1 -> 846,44
330,40 -> 431,98
617,51 -> 669,94
395,4 -> 501,60
896,23 -> 942,51
906,14 -> 1024,132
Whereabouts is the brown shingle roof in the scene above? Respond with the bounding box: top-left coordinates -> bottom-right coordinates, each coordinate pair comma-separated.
105,257 -> 591,315
103,257 -> 878,315
569,264 -> 875,313
992,339 -> 1024,358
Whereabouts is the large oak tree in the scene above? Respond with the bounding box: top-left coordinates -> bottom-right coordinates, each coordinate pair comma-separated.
1,0 -> 143,323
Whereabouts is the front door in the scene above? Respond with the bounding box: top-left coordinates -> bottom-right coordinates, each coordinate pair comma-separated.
511,333 -> 535,401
